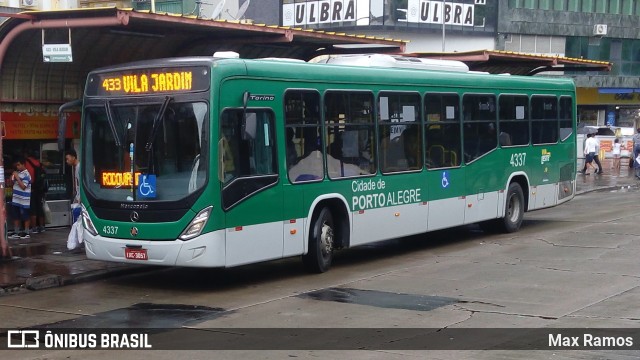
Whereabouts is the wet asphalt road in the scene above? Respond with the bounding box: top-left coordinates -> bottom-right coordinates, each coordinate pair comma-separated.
1,186 -> 639,359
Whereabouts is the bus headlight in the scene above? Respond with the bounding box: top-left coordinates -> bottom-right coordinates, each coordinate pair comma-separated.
81,204 -> 98,236
179,206 -> 212,241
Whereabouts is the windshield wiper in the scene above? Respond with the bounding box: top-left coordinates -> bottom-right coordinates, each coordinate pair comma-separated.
105,100 -> 122,147
145,96 -> 171,152
144,96 -> 172,174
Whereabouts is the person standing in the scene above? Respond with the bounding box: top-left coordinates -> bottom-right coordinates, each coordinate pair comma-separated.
65,149 -> 81,222
612,138 -> 622,173
579,133 -> 598,175
592,135 -> 603,174
24,151 -> 46,233
8,158 -> 31,240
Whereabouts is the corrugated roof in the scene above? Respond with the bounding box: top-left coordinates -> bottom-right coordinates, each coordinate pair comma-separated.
409,49 -> 611,76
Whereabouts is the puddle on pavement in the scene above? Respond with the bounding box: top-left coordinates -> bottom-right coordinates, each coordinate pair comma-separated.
36,303 -> 226,328
299,287 -> 458,311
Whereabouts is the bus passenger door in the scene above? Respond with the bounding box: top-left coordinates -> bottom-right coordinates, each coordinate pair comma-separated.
220,109 -> 284,267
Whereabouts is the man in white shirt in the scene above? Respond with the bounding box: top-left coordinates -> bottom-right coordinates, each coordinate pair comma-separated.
592,135 -> 603,174
579,133 -> 598,175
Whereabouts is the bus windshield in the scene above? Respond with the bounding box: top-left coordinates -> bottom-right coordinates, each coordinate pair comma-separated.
83,100 -> 208,202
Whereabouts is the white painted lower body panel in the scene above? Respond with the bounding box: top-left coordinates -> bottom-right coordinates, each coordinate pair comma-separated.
351,202 -> 428,246
529,183 -> 558,210
84,230 -> 227,267
427,197 -> 466,231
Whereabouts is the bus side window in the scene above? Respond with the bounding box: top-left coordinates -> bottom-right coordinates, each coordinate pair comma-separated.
284,90 -> 324,183
325,91 -> 376,179
425,93 -> 460,168
378,92 -> 421,173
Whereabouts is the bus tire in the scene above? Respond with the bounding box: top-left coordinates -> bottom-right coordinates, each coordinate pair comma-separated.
500,182 -> 525,233
302,207 -> 334,273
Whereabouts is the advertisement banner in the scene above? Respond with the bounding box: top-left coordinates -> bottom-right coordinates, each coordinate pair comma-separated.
1,112 -> 80,140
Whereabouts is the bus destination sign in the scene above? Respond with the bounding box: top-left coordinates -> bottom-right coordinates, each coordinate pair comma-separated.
87,67 -> 209,96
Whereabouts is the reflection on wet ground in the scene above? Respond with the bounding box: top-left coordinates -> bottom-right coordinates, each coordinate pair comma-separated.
36,303 -> 226,328
299,287 -> 458,312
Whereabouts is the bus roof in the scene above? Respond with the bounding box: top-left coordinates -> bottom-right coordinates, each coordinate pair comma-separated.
88,55 -> 576,93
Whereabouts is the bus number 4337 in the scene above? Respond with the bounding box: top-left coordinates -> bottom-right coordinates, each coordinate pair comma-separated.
510,153 -> 526,167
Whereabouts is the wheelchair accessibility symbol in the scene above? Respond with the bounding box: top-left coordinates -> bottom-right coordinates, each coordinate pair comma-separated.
137,174 -> 157,198
441,171 -> 450,188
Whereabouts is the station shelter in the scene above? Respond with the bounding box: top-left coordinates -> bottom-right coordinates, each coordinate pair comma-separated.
0,7 -> 405,228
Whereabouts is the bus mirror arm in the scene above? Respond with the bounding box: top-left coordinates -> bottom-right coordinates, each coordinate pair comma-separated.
242,91 -> 250,112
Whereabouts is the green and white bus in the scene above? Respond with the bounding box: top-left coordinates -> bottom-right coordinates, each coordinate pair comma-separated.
77,54 -> 576,272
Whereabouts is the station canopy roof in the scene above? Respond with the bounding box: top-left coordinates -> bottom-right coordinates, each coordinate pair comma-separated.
409,49 -> 612,76
0,7 -> 405,110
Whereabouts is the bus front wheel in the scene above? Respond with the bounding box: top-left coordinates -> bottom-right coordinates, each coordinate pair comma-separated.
303,207 -> 334,273
501,182 -> 524,233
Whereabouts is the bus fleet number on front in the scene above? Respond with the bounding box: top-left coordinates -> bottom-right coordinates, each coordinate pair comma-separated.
103,225 -> 119,235
510,153 -> 526,167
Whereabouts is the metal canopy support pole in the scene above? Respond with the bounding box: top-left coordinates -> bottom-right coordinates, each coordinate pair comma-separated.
0,12 -> 131,255
442,1 -> 446,52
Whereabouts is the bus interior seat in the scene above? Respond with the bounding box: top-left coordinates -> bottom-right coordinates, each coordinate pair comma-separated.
428,145 -> 444,168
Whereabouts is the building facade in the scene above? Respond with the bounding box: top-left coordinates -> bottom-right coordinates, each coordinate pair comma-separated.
6,0 -> 640,128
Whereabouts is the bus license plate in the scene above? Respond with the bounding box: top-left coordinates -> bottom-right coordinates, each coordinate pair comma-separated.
125,248 -> 148,261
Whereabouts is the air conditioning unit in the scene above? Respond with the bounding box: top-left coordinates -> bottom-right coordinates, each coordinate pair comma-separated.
22,0 -> 37,7
593,24 -> 608,36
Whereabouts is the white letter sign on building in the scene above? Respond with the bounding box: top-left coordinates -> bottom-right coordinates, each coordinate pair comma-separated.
283,0 -> 363,26
407,0 -> 475,26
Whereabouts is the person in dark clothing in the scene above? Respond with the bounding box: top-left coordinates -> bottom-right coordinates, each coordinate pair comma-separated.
24,151 -> 46,233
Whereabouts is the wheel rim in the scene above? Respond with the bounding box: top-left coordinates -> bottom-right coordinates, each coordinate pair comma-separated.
319,222 -> 333,258
506,192 -> 521,223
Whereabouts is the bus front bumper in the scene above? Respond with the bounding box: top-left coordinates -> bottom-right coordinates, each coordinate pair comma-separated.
84,230 -> 226,267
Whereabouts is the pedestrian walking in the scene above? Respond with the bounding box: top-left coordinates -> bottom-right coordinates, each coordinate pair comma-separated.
592,135 -> 603,174
579,133 -> 598,175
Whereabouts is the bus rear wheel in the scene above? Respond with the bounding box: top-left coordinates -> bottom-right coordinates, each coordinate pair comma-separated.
501,182 -> 524,233
303,207 -> 334,273
479,182 -> 525,234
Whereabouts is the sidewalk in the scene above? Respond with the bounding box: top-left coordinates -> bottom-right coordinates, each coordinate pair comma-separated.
0,165 -> 638,293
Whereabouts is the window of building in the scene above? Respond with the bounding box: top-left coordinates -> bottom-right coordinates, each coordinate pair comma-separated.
539,0 -> 552,8
608,0 -> 621,13
324,91 -> 376,179
553,0 -> 568,10
581,0 -> 595,12
595,0 -> 608,12
378,92 -> 422,173
567,0 -> 580,11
